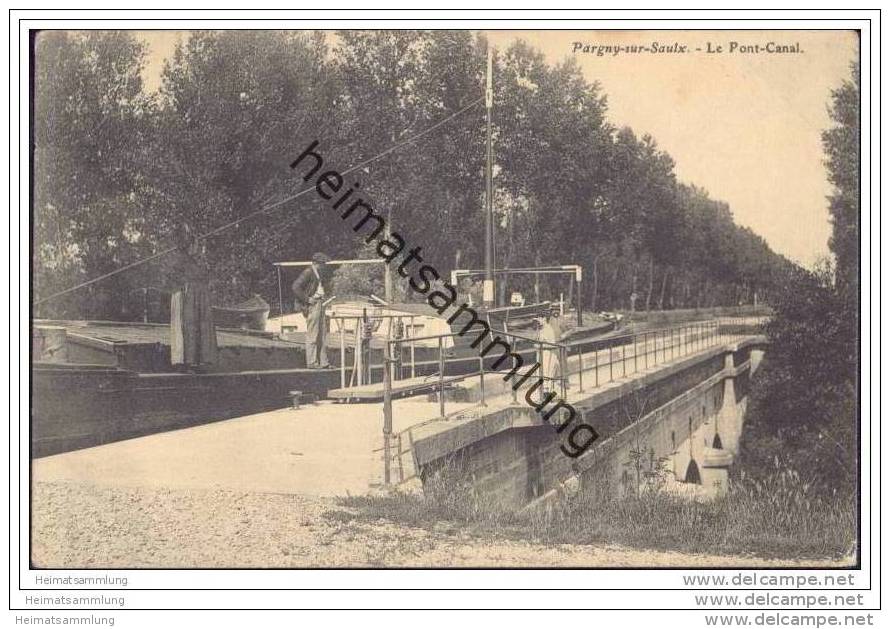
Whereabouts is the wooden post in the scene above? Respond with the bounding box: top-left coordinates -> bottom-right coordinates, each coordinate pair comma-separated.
277,266 -> 284,317
577,346 -> 584,392
609,344 -> 613,382
356,315 -> 364,386
409,316 -> 416,378
339,324 -> 346,388
594,343 -> 599,387
633,333 -> 638,373
382,329 -> 393,486
438,336 -> 445,417
644,332 -> 649,369
479,355 -> 486,406
575,267 -> 583,327
538,342 -> 545,404
390,319 -> 397,383
384,256 -> 393,303
511,354 -> 518,403
483,46 -> 495,308
622,341 -> 626,377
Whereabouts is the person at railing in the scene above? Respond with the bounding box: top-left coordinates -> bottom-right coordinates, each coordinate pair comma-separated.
538,303 -> 565,395
292,252 -> 332,369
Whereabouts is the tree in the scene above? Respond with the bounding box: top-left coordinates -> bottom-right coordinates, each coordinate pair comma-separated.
33,29 -> 793,319
332,30 -> 486,281
148,31 -> 342,306
33,31 -> 154,318
495,41 -> 613,304
822,61 -> 860,302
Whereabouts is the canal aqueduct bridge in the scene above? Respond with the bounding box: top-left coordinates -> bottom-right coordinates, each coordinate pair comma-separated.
364,318 -> 767,507
33,318 -> 766,510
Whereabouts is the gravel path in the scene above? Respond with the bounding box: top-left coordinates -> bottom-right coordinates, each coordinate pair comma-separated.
32,482 -> 849,568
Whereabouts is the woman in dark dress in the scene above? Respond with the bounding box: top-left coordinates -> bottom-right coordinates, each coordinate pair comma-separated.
168,232 -> 218,372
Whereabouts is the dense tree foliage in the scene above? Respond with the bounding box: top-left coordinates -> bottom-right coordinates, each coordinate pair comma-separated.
33,31 -> 155,318
33,30 -> 793,319
147,31 -> 341,304
822,63 -> 860,304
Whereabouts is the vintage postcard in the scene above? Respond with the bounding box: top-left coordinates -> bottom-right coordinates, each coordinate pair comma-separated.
13,9 -> 876,625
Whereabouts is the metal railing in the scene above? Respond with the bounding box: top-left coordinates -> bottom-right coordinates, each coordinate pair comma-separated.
375,315 -> 766,484
328,312 -> 425,389
358,316 -> 767,408
375,316 -> 764,406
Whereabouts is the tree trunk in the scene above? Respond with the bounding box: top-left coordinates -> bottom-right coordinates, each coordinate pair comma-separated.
658,268 -> 669,310
499,216 -> 513,307
697,278 -> 709,309
384,206 -> 396,302
645,258 -> 654,311
607,262 -> 621,308
630,265 -> 638,313
591,257 -> 599,312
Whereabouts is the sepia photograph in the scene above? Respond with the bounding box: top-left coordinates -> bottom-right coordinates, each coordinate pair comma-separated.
26,23 -> 863,578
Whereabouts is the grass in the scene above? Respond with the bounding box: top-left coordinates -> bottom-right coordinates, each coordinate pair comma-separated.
336,467 -> 856,563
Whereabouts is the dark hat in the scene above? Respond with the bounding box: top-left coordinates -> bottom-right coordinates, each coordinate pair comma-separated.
312,252 -> 331,265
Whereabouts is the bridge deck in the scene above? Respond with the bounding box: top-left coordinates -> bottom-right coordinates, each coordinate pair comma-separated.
32,328 -> 759,497
327,373 -> 466,401
32,397 -> 479,496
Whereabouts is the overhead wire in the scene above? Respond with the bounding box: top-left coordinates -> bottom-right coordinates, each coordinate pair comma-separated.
35,96 -> 485,306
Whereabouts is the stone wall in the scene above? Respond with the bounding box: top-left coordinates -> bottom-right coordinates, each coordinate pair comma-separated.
417,341 -> 761,508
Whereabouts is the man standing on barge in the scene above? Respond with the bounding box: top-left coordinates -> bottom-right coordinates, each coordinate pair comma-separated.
292,252 -> 332,369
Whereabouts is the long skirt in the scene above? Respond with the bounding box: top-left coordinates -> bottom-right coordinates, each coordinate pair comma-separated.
171,284 -> 218,367
541,347 -> 561,392
305,299 -> 329,368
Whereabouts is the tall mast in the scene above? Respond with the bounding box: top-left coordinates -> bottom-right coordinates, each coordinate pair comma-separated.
483,44 -> 495,309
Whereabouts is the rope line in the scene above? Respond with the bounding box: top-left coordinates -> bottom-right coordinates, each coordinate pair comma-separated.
35,96 -> 485,306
